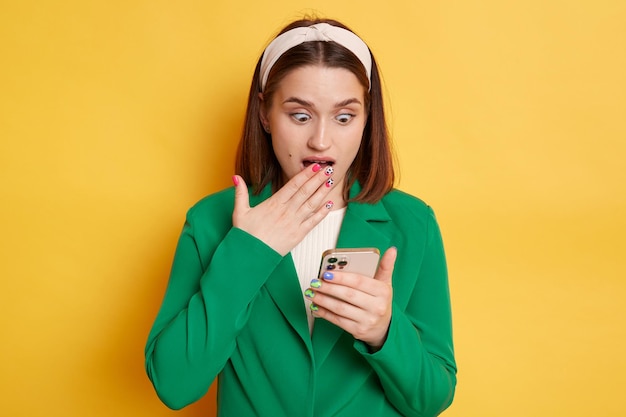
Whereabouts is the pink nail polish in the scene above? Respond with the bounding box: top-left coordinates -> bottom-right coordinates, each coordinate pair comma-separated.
325,200 -> 334,209
312,163 -> 322,172
325,178 -> 334,188
324,166 -> 334,176
232,175 -> 240,186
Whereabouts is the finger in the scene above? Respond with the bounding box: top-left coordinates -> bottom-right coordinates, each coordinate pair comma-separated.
314,272 -> 380,310
273,164 -> 320,204
318,270 -> 382,297
374,247 -> 397,284
299,194 -> 335,229
310,303 -> 359,336
274,163 -> 333,206
232,175 -> 250,221
295,173 -> 337,218
309,290 -> 364,321
310,296 -> 385,345
312,279 -> 373,311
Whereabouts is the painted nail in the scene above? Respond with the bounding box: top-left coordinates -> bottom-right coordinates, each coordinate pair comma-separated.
232,175 -> 239,186
323,271 -> 334,280
325,200 -> 334,210
304,289 -> 315,298
310,303 -> 319,312
312,163 -> 322,172
325,178 -> 334,188
310,279 -> 322,289
324,166 -> 334,176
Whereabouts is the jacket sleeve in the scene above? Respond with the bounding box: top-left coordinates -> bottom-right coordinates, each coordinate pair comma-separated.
144,207 -> 283,410
354,207 -> 457,417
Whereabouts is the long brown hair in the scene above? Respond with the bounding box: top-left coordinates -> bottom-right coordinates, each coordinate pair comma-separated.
235,18 -> 395,203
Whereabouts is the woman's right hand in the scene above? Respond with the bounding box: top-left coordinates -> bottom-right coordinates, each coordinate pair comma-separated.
232,164 -> 335,256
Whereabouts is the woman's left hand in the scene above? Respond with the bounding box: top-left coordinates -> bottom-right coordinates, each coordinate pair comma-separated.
308,247 -> 398,351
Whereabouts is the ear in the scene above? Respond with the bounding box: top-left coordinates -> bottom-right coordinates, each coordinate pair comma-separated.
258,92 -> 269,131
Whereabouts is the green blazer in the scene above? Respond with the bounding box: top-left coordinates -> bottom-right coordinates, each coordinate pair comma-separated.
145,184 -> 456,416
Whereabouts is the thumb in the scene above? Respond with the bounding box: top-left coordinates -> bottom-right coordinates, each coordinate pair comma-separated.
232,175 -> 250,222
374,247 -> 397,284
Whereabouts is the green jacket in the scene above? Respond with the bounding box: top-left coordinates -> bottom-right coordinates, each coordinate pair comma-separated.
145,184 -> 456,416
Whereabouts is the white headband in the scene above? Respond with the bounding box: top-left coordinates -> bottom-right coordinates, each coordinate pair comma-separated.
259,23 -> 372,92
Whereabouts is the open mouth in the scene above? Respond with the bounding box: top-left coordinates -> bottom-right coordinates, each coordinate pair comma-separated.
303,160 -> 335,168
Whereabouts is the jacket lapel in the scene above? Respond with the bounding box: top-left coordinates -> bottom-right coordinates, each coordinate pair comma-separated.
264,256 -> 313,352
249,186 -> 313,352
312,187 -> 396,367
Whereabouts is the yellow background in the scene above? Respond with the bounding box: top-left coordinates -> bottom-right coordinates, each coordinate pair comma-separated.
1,1 -> 625,416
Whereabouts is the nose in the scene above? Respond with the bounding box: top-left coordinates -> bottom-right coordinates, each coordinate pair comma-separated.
307,119 -> 331,151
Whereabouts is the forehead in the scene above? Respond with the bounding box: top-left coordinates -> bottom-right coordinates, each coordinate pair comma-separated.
273,65 -> 366,103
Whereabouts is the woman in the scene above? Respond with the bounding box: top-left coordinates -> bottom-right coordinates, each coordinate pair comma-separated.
145,18 -> 456,417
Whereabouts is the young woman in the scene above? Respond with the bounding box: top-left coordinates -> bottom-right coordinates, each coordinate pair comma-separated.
145,18 -> 457,417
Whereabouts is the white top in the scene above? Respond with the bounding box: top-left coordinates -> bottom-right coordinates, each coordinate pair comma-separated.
290,207 -> 346,333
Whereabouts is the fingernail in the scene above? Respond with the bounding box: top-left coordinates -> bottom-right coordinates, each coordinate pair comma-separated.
304,289 -> 315,298
323,271 -> 334,280
324,166 -> 334,176
310,279 -> 322,289
312,163 -> 322,172
325,178 -> 334,188
232,175 -> 239,186
325,200 -> 334,210
310,303 -> 319,312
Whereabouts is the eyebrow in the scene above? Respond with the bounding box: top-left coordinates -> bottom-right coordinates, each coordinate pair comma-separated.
282,97 -> 362,108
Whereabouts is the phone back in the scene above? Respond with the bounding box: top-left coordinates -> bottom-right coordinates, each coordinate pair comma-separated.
319,248 -> 380,278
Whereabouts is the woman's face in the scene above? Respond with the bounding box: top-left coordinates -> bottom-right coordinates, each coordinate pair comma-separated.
260,65 -> 367,204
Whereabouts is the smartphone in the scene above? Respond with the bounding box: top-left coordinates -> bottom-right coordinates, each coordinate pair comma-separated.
318,248 -> 381,279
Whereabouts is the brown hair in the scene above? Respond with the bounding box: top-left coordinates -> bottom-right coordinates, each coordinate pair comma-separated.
235,18 -> 395,203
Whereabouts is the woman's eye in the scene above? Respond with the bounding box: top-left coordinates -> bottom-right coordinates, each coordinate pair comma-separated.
291,113 -> 311,123
336,113 -> 354,124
